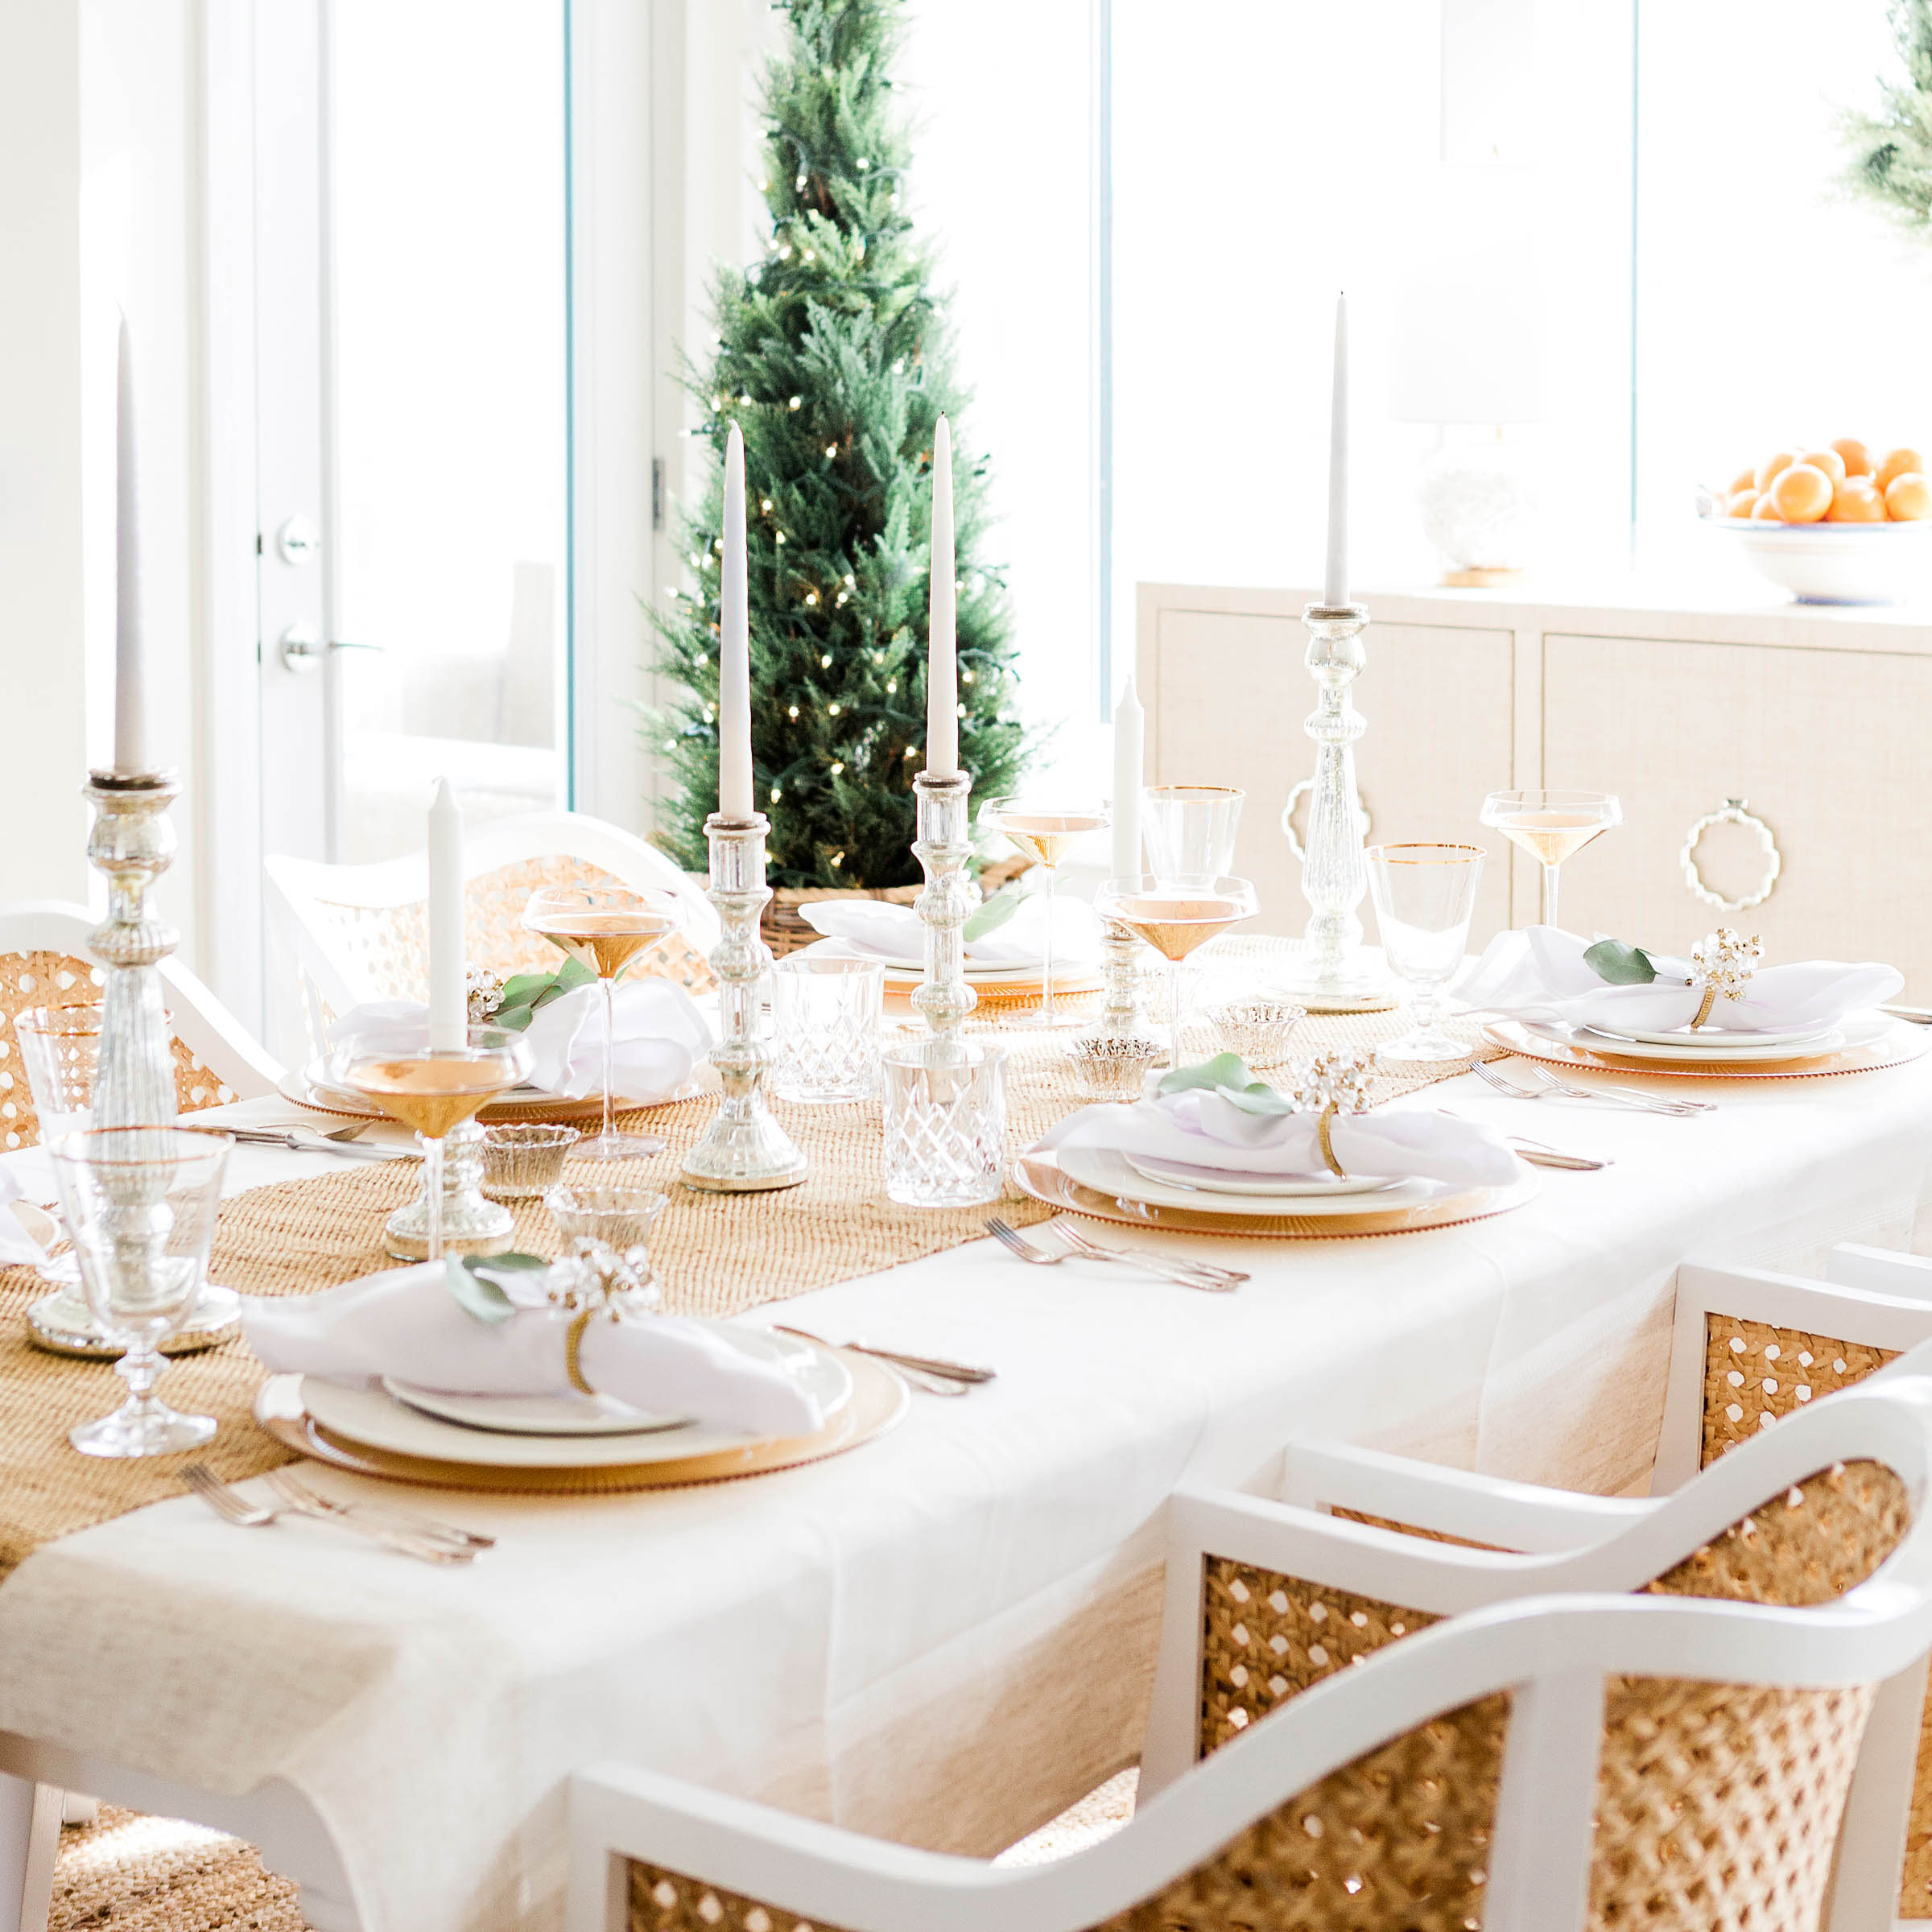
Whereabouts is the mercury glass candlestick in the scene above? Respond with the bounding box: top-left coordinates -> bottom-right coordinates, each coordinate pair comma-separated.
1074,918 -> 1163,1056
27,770 -> 239,1358
1276,601 -> 1397,1011
383,1121 -> 514,1261
910,770 -> 978,1051
681,812 -> 807,1192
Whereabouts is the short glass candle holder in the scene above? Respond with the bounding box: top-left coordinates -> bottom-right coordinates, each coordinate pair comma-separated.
881,1042 -> 1007,1209
772,953 -> 884,1103
480,1124 -> 581,1201
544,1183 -> 669,1312
1207,997 -> 1308,1070
1065,1034 -> 1166,1102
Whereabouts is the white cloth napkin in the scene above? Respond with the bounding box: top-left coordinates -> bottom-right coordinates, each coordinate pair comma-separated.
799,894 -> 1102,967
1036,1080 -> 1520,1187
328,981 -> 712,1103
0,1180 -> 46,1269
243,1263 -> 823,1439
1457,926 -> 1903,1036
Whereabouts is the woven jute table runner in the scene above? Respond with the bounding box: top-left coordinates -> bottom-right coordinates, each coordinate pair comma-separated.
0,1007 -> 1499,1577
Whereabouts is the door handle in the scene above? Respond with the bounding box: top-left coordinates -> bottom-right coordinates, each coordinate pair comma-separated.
277,625 -> 383,674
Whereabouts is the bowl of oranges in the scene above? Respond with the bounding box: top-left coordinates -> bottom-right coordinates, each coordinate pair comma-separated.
1706,440 -> 1932,605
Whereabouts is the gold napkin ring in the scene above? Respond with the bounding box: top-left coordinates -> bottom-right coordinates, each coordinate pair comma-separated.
564,1308 -> 598,1397
1689,985 -> 1718,1031
1315,1104 -> 1348,1179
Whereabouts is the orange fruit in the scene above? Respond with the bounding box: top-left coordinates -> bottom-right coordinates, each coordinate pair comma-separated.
1752,492 -> 1784,521
1885,472 -> 1932,520
1728,464 -> 1759,497
1831,437 -> 1873,477
1726,488 -> 1760,518
1798,447 -> 1847,486
1827,477 -> 1886,522
1755,448 -> 1802,493
1769,462 -> 1833,522
1877,447 -> 1924,490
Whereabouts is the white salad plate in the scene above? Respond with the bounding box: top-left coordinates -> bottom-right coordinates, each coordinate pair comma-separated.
1561,1018 -> 1883,1064
1058,1144 -> 1438,1217
1582,1019 -> 1839,1050
1123,1154 -> 1397,1199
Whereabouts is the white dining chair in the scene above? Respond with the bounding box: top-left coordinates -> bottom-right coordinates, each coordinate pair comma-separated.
262,809 -> 721,1058
567,1373 -> 1932,1932
0,899 -> 280,1148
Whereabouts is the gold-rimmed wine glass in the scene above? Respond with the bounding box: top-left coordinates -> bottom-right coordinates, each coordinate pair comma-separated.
521,884 -> 683,1158
1479,789 -> 1620,930
1093,875 -> 1259,1071
979,797 -> 1110,1030
328,1022 -> 533,1262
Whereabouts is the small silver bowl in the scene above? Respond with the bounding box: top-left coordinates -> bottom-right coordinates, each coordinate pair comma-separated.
479,1124 -> 580,1201
1066,1034 -> 1167,1101
1207,998 -> 1307,1069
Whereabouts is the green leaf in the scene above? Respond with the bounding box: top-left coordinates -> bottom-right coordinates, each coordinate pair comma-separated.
1583,939 -> 1660,985
498,972 -> 552,1006
446,1257 -> 518,1325
1157,1052 -> 1256,1098
493,1002 -> 537,1032
1215,1084 -> 1298,1117
554,955 -> 597,993
964,890 -> 1021,942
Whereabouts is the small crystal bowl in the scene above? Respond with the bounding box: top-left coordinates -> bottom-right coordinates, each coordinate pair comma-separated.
1208,998 -> 1308,1069
1066,1034 -> 1167,1101
544,1183 -> 668,1253
479,1124 -> 581,1201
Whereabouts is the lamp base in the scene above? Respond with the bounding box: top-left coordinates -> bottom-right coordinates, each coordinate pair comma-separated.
1442,565 -> 1527,589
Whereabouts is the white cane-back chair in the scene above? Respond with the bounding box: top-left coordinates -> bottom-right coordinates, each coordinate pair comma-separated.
0,900 -> 279,1148
568,1374 -> 1932,1932
263,811 -> 720,1058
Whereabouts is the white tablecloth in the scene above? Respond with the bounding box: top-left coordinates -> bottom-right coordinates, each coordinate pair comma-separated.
2,1062 -> 1930,1932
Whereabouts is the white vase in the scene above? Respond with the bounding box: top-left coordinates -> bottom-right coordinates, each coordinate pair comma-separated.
1416,436 -> 1537,586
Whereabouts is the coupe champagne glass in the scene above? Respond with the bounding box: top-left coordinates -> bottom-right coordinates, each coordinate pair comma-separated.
1365,843 -> 1487,1063
1479,789 -> 1620,930
49,1125 -> 231,1457
521,885 -> 683,1158
979,797 -> 1111,1030
328,1022 -> 533,1262
1093,875 -> 1259,1071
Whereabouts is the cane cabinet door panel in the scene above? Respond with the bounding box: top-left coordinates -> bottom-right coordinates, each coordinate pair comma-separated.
1542,632 -> 1932,997
1143,608 -> 1516,947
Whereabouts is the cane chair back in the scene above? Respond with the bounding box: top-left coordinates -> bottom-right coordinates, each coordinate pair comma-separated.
0,902 -> 279,1149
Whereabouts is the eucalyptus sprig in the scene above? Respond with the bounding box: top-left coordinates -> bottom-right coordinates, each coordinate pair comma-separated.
963,886 -> 1022,943
1155,1052 -> 1298,1117
1582,938 -> 1660,986
446,1251 -> 553,1324
490,956 -> 598,1031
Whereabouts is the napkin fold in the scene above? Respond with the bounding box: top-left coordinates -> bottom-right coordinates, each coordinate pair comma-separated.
799,894 -> 1102,968
1037,1080 -> 1520,1188
243,1264 -> 823,1439
329,980 -> 712,1103
0,1179 -> 47,1269
1457,926 -> 1902,1036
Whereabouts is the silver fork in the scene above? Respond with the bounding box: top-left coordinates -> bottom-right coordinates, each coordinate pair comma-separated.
985,1216 -> 1243,1292
181,1464 -> 473,1564
1051,1220 -> 1249,1290
262,1466 -> 494,1550
1472,1058 -> 1707,1117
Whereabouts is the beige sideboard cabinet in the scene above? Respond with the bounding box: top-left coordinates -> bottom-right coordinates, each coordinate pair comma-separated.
1137,581 -> 1932,999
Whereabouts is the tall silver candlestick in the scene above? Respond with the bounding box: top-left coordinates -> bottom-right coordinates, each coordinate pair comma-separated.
681,812 -> 807,1191
910,770 -> 978,1051
1276,601 -> 1395,1011
27,770 -> 240,1356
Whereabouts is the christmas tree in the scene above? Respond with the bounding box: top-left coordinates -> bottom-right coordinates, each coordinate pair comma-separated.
1843,0 -> 1932,231
650,0 -> 1029,890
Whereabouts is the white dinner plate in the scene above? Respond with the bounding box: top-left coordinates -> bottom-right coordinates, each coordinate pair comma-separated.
1553,1016 -> 1888,1065
1582,1019 -> 1839,1050
799,938 -> 1088,982
382,1381 -> 690,1437
1123,1154 -> 1397,1199
1056,1143 -> 1440,1217
303,1327 -> 853,1468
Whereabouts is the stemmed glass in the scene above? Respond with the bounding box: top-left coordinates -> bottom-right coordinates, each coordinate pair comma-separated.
49,1125 -> 231,1457
979,797 -> 1111,1030
17,1005 -> 103,1289
1365,843 -> 1487,1063
521,885 -> 683,1158
1141,786 -> 1245,882
1479,790 -> 1620,930
328,1022 -> 533,1262
1093,875 -> 1259,1071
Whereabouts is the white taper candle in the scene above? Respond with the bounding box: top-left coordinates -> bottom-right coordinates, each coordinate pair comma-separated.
1323,291 -> 1349,607
926,415 -> 959,778
427,778 -> 466,1050
1111,675 -> 1144,879
719,423 -> 753,819
114,316 -> 147,773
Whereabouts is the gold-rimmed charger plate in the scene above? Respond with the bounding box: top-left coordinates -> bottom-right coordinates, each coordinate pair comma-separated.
1011,1150 -> 1538,1239
1484,1016 -> 1930,1082
276,1067 -> 702,1125
252,1348 -> 908,1492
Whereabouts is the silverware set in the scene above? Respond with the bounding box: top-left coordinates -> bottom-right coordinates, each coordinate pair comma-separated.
1472,1057 -> 1714,1117
225,1122 -> 407,1159
985,1215 -> 1247,1292
774,1325 -> 994,1397
183,1463 -> 489,1563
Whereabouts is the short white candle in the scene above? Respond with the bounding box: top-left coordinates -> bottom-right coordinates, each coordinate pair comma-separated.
427,778 -> 466,1050
1111,675 -> 1144,878
718,423 -> 754,819
1323,291 -> 1349,608
114,317 -> 147,773
926,415 -> 959,778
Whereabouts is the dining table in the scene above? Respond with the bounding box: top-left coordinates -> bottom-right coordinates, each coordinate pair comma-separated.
3,1048 -> 1932,1932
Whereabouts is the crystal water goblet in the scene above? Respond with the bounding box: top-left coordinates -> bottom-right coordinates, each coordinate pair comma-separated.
1365,842 -> 1487,1063
772,953 -> 884,1101
1141,785 -> 1245,884
18,1005 -> 102,1287
979,797 -> 1111,1030
328,1022 -> 534,1262
49,1125 -> 231,1457
1479,789 -> 1620,930
1092,875 -> 1259,1071
520,884 -> 683,1158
